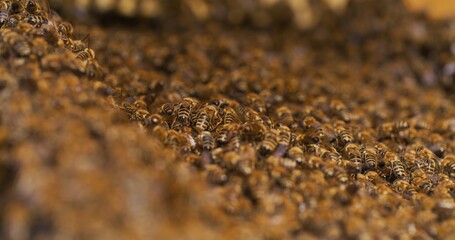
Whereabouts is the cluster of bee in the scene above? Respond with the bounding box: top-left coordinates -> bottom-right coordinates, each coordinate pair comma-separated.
2,0 -> 455,239
0,0 -> 102,78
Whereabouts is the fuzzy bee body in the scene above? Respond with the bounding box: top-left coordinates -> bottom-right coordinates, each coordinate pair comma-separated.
259,129 -> 279,156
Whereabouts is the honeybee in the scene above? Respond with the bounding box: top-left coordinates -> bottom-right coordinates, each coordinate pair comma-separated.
236,105 -> 262,122
160,102 -> 175,116
385,152 -> 408,180
0,28 -> 31,56
30,36 -> 48,57
198,131 -> 215,151
362,146 -> 377,169
215,123 -> 240,145
287,146 -> 305,164
344,143 -> 362,163
392,120 -> 410,132
335,125 -> 353,145
143,113 -> 164,127
75,47 -> 95,61
195,104 -> 219,132
411,169 -> 432,194
246,93 -> 266,113
242,120 -> 267,141
24,0 -> 41,14
306,156 -> 324,169
442,154 -> 455,178
25,14 -> 48,27
57,21 -> 73,44
176,97 -> 199,126
416,146 -> 440,175
205,164 -> 228,185
258,129 -> 279,156
8,1 -> 22,15
0,1 -> 8,28
329,99 -> 351,122
6,13 -> 21,28
222,106 -> 238,124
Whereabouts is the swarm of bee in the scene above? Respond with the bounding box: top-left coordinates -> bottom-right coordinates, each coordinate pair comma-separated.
2,0 -> 455,239
0,0 -> 103,79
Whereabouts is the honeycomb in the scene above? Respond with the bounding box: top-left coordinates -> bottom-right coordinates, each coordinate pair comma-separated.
1,0 -> 455,239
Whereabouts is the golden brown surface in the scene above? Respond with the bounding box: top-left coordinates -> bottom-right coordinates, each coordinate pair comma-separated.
1,0 -> 455,239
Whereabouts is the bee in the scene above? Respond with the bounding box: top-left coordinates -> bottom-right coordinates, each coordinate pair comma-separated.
245,93 -> 266,113
442,154 -> 455,178
306,156 -> 324,169
275,106 -> 295,127
329,99 -> 351,122
411,169 -> 432,194
215,123 -> 240,145
258,129 -> 279,156
335,125 -> 353,145
176,97 -> 199,126
287,146 -> 305,164
273,125 -> 291,157
24,0 -> 40,14
333,166 -> 349,183
0,1 -> 8,28
160,103 -> 175,116
76,47 -> 96,61
222,106 -> 238,124
392,120 -> 410,132
362,147 -> 377,169
143,114 -> 164,127
416,146 -> 440,175
205,164 -> 228,185
242,121 -> 267,141
236,105 -> 261,122
237,145 -> 255,175
8,1 -> 22,15
198,131 -> 215,151
6,13 -> 21,28
344,143 -> 362,163
30,36 -> 48,58
386,152 -> 408,180
0,28 -> 31,56
195,104 -> 219,132
57,21 -> 73,43
26,14 -> 48,27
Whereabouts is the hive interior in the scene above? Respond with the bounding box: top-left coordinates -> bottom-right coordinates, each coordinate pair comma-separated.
1,0 -> 455,239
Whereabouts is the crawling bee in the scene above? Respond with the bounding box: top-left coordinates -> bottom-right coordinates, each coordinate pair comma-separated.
205,164 -> 228,185
195,104 -> 219,132
0,28 -> 31,56
175,97 -> 200,126
416,146 -> 440,175
0,1 -> 8,28
222,106 -> 238,124
198,131 -> 215,151
442,154 -> 455,178
287,146 -> 305,164
259,129 -> 279,156
273,125 -> 291,157
411,169 -> 432,194
216,123 -> 240,145
385,152 -> 408,180
344,143 -> 362,163
242,120 -> 267,141
362,146 -> 377,169
335,125 -> 354,145
26,14 -> 48,27
246,93 -> 266,113
57,21 -> 73,44
160,102 -> 175,116
76,47 -> 95,60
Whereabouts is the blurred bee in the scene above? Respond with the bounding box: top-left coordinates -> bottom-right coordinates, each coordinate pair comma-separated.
195,104 -> 219,132
246,170 -> 270,200
344,143 -> 362,163
329,99 -> 351,122
442,154 -> 455,178
222,106 -> 238,124
416,146 -> 440,175
335,125 -> 353,145
275,106 -> 296,127
258,129 -> 279,156
273,125 -> 291,157
175,97 -> 200,126
306,156 -> 324,169
205,164 -> 228,185
246,93 -> 266,113
8,1 -> 22,15
30,36 -> 48,58
392,120 -> 410,132
160,102 -> 175,116
216,123 -> 240,145
24,0 -> 41,14
287,146 -> 305,164
385,152 -> 408,180
333,166 -> 349,183
411,169 -> 432,194
242,120 -> 267,141
392,179 -> 417,198
362,146 -> 377,169
25,14 -> 48,27
6,13 -> 21,28
75,47 -> 95,61
198,131 -> 215,151
0,1 -> 8,28
0,28 -> 31,56
57,21 -> 73,45
143,113 -> 164,127
236,105 -> 261,122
